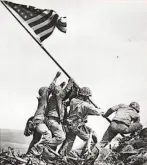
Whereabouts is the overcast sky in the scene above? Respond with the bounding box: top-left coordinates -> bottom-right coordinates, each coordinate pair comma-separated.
0,0 -> 147,141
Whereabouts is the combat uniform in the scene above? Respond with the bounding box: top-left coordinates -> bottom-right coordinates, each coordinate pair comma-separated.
59,97 -> 100,154
100,103 -> 142,147
25,87 -> 54,156
44,78 -> 74,148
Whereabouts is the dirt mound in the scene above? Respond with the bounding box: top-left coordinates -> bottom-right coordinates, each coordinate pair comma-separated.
1,128 -> 147,165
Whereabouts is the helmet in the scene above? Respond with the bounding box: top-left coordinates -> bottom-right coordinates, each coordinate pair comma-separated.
79,87 -> 92,97
139,128 -> 147,138
120,145 -> 138,154
38,87 -> 48,96
129,102 -> 140,112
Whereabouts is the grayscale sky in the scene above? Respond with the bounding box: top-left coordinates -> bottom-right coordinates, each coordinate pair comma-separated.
0,0 -> 147,141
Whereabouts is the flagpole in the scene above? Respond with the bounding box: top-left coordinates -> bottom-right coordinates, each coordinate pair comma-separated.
0,0 -> 100,109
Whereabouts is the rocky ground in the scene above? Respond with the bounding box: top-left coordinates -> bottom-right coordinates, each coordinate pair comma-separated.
1,128 -> 147,165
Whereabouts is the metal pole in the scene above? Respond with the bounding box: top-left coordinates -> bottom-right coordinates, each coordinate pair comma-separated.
1,0 -> 100,109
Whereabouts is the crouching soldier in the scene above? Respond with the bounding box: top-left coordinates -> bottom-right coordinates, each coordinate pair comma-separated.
24,116 -> 42,154
23,72 -> 62,160
100,102 -> 143,148
59,87 -> 102,156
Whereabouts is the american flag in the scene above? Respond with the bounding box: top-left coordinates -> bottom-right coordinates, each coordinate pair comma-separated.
4,1 -> 67,42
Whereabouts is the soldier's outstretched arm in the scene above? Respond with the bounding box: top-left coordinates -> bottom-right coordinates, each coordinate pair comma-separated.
52,71 -> 61,84
48,71 -> 61,90
103,108 -> 114,118
103,104 -> 126,118
84,103 -> 101,116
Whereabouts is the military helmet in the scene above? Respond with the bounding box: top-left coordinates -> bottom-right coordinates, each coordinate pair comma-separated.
38,87 -> 48,96
129,102 -> 140,112
120,145 -> 138,154
79,87 -> 92,97
139,128 -> 147,138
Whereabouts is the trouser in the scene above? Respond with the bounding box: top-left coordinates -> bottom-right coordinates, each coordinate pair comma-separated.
28,117 -> 65,155
29,123 -> 53,156
27,130 -> 42,154
45,117 -> 66,147
59,124 -> 92,155
100,120 -> 143,147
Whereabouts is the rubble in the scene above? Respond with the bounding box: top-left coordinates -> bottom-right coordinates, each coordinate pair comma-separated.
0,146 -> 98,165
97,127 -> 147,165
1,128 -> 147,165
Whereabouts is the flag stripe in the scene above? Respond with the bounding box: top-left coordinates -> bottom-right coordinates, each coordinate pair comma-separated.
29,11 -> 54,27
58,19 -> 67,27
26,10 -> 48,24
31,18 -> 53,31
40,33 -> 53,42
38,26 -> 55,38
56,26 -> 66,33
34,15 -> 58,34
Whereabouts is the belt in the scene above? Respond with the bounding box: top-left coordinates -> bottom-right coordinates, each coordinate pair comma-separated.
112,120 -> 129,127
66,118 -> 87,124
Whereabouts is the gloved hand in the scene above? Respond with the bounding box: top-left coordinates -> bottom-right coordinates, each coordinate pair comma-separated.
69,78 -> 79,88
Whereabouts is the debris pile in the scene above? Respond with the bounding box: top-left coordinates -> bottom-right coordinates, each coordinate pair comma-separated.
0,145 -> 99,165
97,128 -> 147,165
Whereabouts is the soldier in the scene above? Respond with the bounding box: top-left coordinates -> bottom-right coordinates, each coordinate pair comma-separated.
23,86 -> 54,160
24,116 -> 42,154
23,72 -> 73,159
43,77 -> 75,149
59,87 -> 102,155
100,102 -> 143,148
